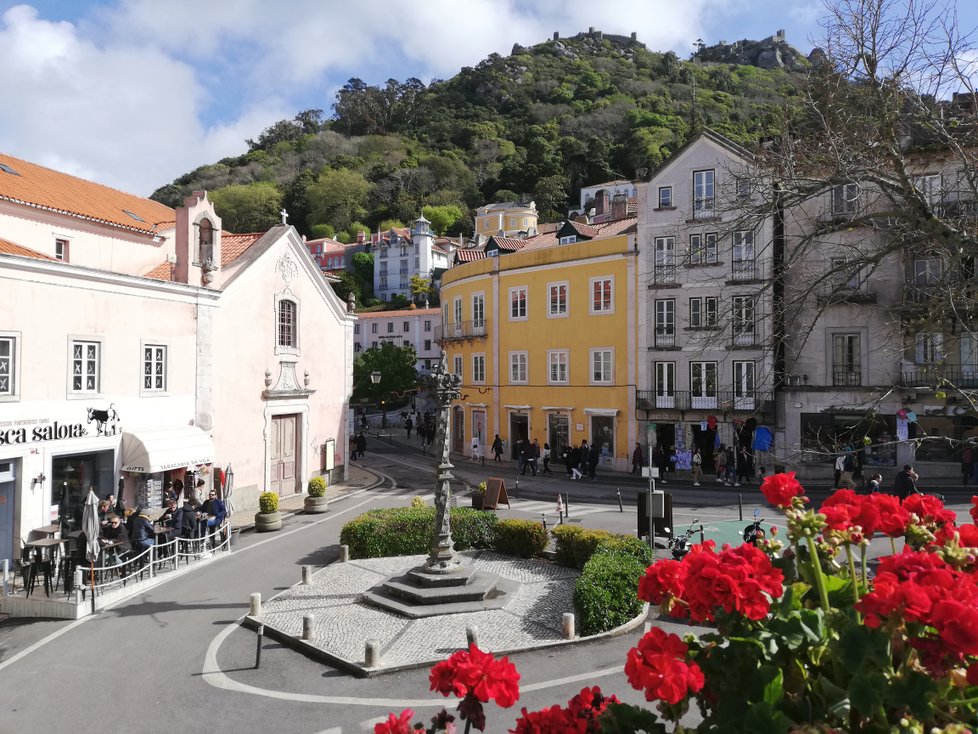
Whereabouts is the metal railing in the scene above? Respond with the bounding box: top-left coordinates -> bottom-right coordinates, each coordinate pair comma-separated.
636,390 -> 773,413
654,330 -> 676,347
653,265 -> 678,284
901,369 -> 978,388
730,259 -> 761,281
433,320 -> 488,343
832,369 -> 862,386
816,281 -> 877,305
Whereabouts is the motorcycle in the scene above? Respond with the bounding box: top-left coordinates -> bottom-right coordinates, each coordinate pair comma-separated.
743,509 -> 766,546
669,518 -> 704,560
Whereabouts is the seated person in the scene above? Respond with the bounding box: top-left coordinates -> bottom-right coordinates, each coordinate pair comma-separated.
179,499 -> 199,541
130,510 -> 155,555
199,490 -> 228,546
99,515 -> 131,562
98,500 -> 112,526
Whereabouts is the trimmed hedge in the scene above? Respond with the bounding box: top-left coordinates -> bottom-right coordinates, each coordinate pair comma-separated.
307,476 -> 327,497
340,507 -> 498,559
258,491 -> 279,513
552,525 -> 616,569
574,548 -> 649,635
493,519 -> 549,558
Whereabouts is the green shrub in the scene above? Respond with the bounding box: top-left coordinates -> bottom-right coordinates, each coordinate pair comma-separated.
551,525 -> 615,569
493,519 -> 549,558
410,496 -> 426,508
339,507 -> 498,559
595,535 -> 654,567
258,491 -> 279,513
307,476 -> 327,497
574,549 -> 648,635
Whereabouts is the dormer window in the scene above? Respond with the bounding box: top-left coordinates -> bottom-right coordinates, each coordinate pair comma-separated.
197,218 -> 214,266
559,235 -> 577,244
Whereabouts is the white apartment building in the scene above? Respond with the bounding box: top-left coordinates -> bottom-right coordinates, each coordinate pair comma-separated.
372,216 -> 452,303
354,308 -> 442,374
637,131 -> 778,474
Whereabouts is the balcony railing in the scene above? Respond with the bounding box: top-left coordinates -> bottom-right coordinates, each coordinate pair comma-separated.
901,368 -> 978,389
434,320 -> 488,343
653,265 -> 678,284
815,281 -> 878,305
832,369 -> 862,387
654,330 -> 676,348
636,390 -> 773,413
731,328 -> 756,347
904,282 -> 942,305
730,259 -> 762,282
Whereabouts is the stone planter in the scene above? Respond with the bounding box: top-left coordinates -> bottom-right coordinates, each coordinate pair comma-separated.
254,510 -> 282,532
471,494 -> 484,510
304,495 -> 328,514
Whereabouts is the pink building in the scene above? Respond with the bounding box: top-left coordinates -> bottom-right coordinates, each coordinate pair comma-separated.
0,153 -> 354,564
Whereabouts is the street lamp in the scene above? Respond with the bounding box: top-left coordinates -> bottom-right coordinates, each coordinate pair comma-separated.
370,370 -> 381,385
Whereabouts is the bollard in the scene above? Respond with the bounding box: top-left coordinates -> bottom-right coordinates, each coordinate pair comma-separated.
149,544 -> 155,579
339,544 -> 349,563
466,625 -> 479,647
541,514 -> 547,532
617,488 -> 623,512
1,558 -> 7,595
738,494 -> 743,522
250,592 -> 262,616
514,476 -> 519,499
365,639 -> 381,667
255,623 -> 264,668
563,493 -> 570,517
302,565 -> 313,584
74,568 -> 83,604
302,614 -> 314,640
562,612 -> 576,640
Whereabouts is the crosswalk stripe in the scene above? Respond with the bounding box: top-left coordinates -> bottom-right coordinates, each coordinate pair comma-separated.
502,499 -> 613,517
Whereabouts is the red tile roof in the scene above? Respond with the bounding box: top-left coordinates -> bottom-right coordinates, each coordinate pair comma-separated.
0,152 -> 175,235
142,261 -> 175,281
455,248 -> 486,262
221,232 -> 264,266
0,236 -> 58,261
357,308 -> 441,318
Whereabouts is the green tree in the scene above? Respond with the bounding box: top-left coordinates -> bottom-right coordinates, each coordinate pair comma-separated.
352,251 -> 374,285
421,204 -> 464,235
282,169 -> 316,238
209,182 -> 283,233
409,275 -> 434,305
306,168 -> 369,233
353,342 -> 419,404
327,270 -> 362,307
531,175 -> 568,220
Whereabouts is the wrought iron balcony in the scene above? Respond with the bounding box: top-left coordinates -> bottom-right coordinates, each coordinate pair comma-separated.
815,281 -> 878,305
901,368 -> 978,389
832,369 -> 862,387
729,259 -> 763,282
653,265 -> 678,284
636,390 -> 773,413
654,330 -> 676,348
433,320 -> 488,343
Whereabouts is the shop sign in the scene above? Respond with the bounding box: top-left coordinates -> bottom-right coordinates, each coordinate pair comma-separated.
0,405 -> 121,446
921,404 -> 969,417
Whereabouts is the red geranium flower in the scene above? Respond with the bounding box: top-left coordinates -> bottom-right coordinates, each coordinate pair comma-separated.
903,493 -> 957,526
760,471 -> 804,508
958,523 -> 978,547
625,628 -> 705,704
865,493 -> 910,537
970,495 -> 978,524
429,644 -> 520,708
821,489 -> 863,532
931,599 -> 978,655
374,709 -> 420,734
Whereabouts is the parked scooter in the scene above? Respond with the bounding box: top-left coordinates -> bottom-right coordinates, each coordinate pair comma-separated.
743,509 -> 766,545
669,518 -> 704,560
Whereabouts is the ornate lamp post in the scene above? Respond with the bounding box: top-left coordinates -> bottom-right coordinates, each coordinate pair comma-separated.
424,352 -> 462,572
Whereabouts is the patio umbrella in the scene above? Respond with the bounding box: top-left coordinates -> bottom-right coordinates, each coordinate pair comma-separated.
81,489 -> 100,614
223,464 -> 234,515
58,482 -> 69,532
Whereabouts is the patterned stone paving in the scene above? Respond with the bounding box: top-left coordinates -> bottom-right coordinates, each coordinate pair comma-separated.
254,551 -> 588,673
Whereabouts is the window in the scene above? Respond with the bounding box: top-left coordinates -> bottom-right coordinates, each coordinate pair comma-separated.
733,361 -> 756,408
371,341 -> 377,348
473,354 -> 486,383
197,218 -> 214,265
55,238 -> 69,262
354,343 -> 362,353
830,257 -> 862,289
654,237 -> 676,282
510,286 -> 528,320
403,322 -> 410,333
371,323 -> 378,334
142,344 -> 167,392
70,339 -> 101,393
472,294 -> 485,328
689,297 -> 718,328
915,333 -> 944,364
690,362 -> 718,408
548,351 -> 569,384
913,174 -> 942,206
277,299 -> 297,349
354,324 -> 360,334
736,178 -> 751,199
693,170 -> 715,218
590,277 -> 613,313
548,282 -> 568,317
403,340 -> 410,348
732,296 -> 755,345
510,352 -> 528,384
732,230 -> 755,280
658,186 -> 673,208
832,333 -> 862,386
454,354 -> 463,376
913,256 -> 942,285
689,232 -> 718,265
424,320 -> 431,332
387,322 -> 394,334
559,235 -> 577,245
454,297 -> 463,332
654,299 -> 675,347
0,335 -> 15,397
962,334 -> 978,374
831,183 -> 860,216
590,349 -> 613,384
654,362 -> 675,408
424,339 -> 431,351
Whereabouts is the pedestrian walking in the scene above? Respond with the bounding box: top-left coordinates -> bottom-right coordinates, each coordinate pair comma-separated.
570,444 -> 583,480
491,434 -> 503,462
836,452 -> 856,490
405,416 -> 413,440
563,446 -> 573,476
736,445 -> 752,486
586,442 -> 600,480
962,443 -> 974,485
631,442 -> 644,475
894,464 -> 919,499
691,448 -> 703,486
715,445 -> 727,483
521,439 -> 539,477
471,436 -> 484,466
542,442 -> 553,476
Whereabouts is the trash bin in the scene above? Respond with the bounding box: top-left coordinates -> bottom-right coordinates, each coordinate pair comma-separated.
637,491 -> 673,539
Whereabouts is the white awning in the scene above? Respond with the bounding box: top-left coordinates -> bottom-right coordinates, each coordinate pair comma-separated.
119,426 -> 215,473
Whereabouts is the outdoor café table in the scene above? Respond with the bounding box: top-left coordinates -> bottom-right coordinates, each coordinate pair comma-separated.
153,526 -> 173,562
34,524 -> 61,537
25,537 -> 66,596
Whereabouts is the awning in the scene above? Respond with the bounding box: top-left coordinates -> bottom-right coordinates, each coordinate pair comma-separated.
119,426 -> 215,473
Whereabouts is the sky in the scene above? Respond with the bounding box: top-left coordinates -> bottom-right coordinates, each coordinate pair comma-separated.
0,0 -> 974,197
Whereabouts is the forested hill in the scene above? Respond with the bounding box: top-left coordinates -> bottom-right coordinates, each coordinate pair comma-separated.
150,29 -> 811,240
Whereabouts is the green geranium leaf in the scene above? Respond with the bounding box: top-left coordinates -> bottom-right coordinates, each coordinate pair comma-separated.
814,675 -> 850,720
759,665 -> 784,707
744,700 -> 793,734
849,673 -> 884,713
885,671 -> 939,718
600,703 -> 668,733
838,624 -> 889,672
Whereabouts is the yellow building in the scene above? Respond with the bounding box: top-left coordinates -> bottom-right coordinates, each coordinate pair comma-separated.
474,201 -> 539,244
437,219 -> 638,472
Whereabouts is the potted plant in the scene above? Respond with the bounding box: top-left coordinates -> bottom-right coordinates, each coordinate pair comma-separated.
471,481 -> 487,510
304,476 -> 328,514
254,491 -> 282,532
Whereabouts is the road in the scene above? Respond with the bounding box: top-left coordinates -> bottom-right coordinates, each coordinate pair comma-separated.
1,438 -> 974,733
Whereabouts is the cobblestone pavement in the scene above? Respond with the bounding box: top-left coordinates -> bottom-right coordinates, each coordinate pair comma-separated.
251,550 -> 621,675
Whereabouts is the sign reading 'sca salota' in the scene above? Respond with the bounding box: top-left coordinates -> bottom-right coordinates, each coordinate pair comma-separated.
0,422 -> 88,445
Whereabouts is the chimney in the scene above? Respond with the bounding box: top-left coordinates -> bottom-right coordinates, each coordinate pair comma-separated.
611,193 -> 627,221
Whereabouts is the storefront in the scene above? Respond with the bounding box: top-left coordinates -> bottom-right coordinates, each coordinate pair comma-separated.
119,426 -> 215,508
